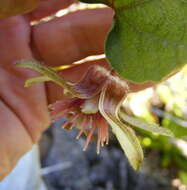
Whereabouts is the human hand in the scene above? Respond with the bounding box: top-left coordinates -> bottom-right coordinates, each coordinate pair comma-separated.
0,0 -> 156,179
0,0 -> 113,179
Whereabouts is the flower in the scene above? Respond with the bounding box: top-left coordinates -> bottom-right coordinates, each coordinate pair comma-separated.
50,97 -> 109,154
48,65 -> 120,154
16,60 -> 174,170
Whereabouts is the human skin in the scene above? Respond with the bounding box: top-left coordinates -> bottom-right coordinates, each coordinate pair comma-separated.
0,0 -> 153,179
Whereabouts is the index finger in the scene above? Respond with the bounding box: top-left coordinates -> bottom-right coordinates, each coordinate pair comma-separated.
32,8 -> 113,66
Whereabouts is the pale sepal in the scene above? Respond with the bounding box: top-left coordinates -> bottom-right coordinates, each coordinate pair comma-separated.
16,60 -> 80,97
24,76 -> 51,87
99,80 -> 143,170
119,111 -> 174,137
16,60 -> 109,99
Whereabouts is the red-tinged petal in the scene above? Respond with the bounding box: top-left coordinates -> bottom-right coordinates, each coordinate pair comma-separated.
71,66 -> 111,99
49,98 -> 83,116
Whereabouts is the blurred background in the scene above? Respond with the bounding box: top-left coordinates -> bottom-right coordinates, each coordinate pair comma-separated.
37,2 -> 187,190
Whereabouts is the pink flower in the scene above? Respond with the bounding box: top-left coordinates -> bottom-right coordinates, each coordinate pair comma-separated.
50,96 -> 109,154
17,60 -> 173,170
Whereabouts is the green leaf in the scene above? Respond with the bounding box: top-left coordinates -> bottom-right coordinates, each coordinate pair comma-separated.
81,0 -> 187,82
106,0 -> 187,82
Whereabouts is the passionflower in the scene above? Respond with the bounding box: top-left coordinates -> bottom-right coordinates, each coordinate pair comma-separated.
17,61 -> 173,170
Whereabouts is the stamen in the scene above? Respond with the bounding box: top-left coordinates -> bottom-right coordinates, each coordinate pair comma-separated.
102,117 -> 109,145
51,108 -> 71,122
50,98 -> 83,116
76,117 -> 88,139
96,122 -> 102,154
100,123 -> 105,147
61,113 -> 80,129
83,118 -> 96,151
62,121 -> 73,130
69,114 -> 81,130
